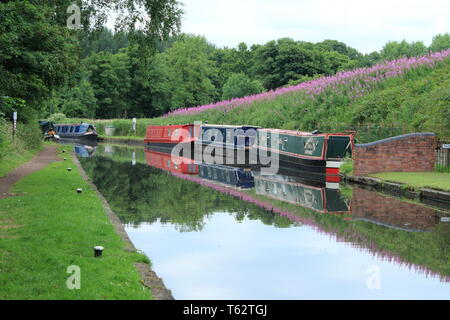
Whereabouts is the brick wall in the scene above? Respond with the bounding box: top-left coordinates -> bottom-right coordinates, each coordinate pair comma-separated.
351,188 -> 437,231
353,133 -> 436,176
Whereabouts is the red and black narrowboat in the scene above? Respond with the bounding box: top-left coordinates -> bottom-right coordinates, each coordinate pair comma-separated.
144,124 -> 197,156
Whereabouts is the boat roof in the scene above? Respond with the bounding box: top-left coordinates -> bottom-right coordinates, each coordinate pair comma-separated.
55,123 -> 95,133
258,128 -> 354,137
56,123 -> 94,126
200,124 -> 260,129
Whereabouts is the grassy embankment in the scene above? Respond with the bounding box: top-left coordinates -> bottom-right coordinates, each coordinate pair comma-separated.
61,53 -> 450,143
0,121 -> 43,177
0,144 -> 151,299
370,172 -> 450,192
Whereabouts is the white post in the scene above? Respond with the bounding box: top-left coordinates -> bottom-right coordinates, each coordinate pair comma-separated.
12,111 -> 17,141
132,117 -> 137,134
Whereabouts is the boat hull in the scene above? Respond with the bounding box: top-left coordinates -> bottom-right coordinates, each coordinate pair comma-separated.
145,141 -> 195,157
59,133 -> 98,143
194,142 -> 258,167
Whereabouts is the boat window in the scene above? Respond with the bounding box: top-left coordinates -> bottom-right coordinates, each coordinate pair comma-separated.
167,129 -> 171,137
75,126 -> 80,133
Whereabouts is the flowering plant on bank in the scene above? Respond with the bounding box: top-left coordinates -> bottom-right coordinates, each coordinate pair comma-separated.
164,49 -> 450,117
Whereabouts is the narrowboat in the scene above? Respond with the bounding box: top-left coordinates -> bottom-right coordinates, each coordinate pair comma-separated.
145,148 -> 198,175
198,163 -> 254,189
253,171 -> 350,214
194,124 -> 259,165
144,124 -> 196,155
256,129 -> 354,176
73,144 -> 96,158
54,123 -> 98,143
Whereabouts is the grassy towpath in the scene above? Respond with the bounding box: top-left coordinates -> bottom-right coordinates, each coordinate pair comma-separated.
0,145 -> 152,299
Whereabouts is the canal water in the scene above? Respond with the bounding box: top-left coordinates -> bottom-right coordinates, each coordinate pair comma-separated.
75,143 -> 450,299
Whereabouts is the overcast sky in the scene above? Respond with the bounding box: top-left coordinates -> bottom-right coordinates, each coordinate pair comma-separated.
180,0 -> 449,53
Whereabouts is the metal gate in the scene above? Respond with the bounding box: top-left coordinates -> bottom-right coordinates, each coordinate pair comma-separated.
436,140 -> 450,172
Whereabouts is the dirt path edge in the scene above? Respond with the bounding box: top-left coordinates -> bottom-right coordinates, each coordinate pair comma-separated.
72,152 -> 174,300
0,145 -> 60,199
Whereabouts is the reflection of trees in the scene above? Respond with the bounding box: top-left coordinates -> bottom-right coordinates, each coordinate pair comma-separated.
79,156 -> 295,231
79,154 -> 450,280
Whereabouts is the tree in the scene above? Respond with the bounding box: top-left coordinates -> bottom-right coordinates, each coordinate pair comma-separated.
0,1 -> 78,111
357,51 -> 382,67
211,42 -> 255,91
57,79 -> 97,118
429,33 -> 450,52
252,38 -> 328,90
316,39 -> 362,61
126,45 -> 172,117
0,0 -> 184,121
162,35 -> 218,109
380,40 -> 427,60
85,51 -> 131,118
80,28 -> 130,58
222,73 -> 264,100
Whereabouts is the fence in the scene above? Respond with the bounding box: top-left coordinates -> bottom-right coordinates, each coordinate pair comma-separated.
435,140 -> 450,172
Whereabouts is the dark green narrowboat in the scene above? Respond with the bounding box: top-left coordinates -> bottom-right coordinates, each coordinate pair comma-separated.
256,128 -> 354,176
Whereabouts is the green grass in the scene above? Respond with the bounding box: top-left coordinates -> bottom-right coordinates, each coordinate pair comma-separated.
370,171 -> 450,192
0,146 -> 152,299
0,144 -> 43,178
98,134 -> 143,141
0,122 -> 44,178
340,157 -> 354,176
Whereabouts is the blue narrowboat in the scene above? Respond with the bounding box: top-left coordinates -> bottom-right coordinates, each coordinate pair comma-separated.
194,124 -> 259,165
54,123 -> 98,143
198,163 -> 254,189
73,145 -> 96,158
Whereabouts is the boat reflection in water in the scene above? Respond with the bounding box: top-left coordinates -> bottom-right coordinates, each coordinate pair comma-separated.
253,171 -> 350,214
59,140 -> 97,158
199,163 -> 254,189
145,148 -> 198,175
73,145 -> 97,158
144,148 -> 349,215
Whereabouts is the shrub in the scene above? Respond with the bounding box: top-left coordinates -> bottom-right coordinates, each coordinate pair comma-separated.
47,113 -> 67,123
0,119 -> 10,161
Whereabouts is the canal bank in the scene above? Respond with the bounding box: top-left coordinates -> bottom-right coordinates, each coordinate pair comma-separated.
71,153 -> 173,300
0,144 -> 169,299
97,135 -> 144,146
342,173 -> 450,209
